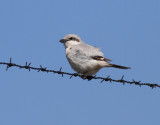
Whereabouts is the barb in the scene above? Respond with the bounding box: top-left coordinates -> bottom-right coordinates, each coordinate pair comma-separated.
0,58 -> 159,89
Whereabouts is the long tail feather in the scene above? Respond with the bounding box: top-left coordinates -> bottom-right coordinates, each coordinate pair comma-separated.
110,64 -> 131,69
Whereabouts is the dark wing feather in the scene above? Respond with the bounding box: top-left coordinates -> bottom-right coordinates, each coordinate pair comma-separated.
91,56 -> 112,62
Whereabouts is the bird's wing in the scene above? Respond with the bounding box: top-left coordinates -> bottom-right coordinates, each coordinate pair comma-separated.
91,56 -> 112,62
73,43 -> 112,62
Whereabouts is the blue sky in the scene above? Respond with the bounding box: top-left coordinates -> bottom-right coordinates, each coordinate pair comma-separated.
0,0 -> 160,125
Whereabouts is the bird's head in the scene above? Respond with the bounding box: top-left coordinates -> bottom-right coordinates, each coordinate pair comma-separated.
59,34 -> 82,48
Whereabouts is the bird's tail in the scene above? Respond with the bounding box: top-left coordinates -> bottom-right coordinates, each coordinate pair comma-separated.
109,64 -> 131,69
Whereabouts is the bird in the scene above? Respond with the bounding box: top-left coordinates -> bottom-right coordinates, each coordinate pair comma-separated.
59,34 -> 130,75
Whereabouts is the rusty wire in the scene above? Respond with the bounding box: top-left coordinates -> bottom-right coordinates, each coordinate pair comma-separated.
0,58 -> 159,89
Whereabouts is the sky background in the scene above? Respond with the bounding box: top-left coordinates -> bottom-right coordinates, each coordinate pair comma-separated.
0,0 -> 160,125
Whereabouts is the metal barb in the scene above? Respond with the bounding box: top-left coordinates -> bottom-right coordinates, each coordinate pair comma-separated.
70,75 -> 73,79
59,67 -> 62,72
6,66 -> 9,71
26,62 -> 28,66
0,59 -> 160,89
121,75 -> 124,80
10,58 -> 12,63
101,79 -> 105,83
28,63 -> 31,66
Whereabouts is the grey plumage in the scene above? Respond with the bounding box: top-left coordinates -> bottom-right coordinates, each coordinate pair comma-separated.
60,34 -> 130,75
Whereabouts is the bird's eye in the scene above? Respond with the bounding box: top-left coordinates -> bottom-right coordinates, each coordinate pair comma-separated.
69,37 -> 73,40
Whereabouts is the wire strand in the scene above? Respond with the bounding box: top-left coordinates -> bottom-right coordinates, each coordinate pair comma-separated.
0,58 -> 159,89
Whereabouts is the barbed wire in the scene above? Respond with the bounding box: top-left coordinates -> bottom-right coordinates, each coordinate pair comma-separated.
0,58 -> 159,89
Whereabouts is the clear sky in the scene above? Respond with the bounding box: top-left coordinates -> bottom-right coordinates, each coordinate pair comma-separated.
0,0 -> 160,125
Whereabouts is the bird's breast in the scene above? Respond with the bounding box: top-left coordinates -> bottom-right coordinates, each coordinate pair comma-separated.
65,47 -> 72,56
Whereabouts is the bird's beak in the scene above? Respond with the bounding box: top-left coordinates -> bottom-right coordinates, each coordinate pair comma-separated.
59,39 -> 67,43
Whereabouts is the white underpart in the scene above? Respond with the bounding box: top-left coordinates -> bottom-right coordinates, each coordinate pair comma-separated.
63,40 -> 109,75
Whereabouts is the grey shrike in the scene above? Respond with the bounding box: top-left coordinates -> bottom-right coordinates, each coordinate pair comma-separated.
59,34 -> 130,75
